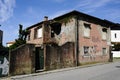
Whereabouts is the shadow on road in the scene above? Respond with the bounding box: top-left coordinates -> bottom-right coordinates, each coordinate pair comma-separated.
116,66 -> 120,68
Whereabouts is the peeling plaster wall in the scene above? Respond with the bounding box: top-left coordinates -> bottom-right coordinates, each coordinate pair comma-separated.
58,18 -> 76,46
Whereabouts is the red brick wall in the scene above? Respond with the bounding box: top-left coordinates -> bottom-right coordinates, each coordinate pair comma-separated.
78,21 -> 110,63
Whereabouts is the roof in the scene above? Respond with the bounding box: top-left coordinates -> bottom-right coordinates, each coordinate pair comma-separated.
6,41 -> 15,44
26,10 -> 118,30
111,24 -> 120,30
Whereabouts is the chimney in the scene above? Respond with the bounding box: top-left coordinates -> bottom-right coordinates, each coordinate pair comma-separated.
44,16 -> 48,21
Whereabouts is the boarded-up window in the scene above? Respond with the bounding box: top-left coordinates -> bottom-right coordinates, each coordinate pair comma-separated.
102,48 -> 107,55
37,28 -> 42,38
102,28 -> 107,40
34,27 -> 42,39
84,23 -> 91,37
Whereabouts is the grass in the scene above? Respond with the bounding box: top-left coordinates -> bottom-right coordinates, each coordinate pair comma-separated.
113,57 -> 120,62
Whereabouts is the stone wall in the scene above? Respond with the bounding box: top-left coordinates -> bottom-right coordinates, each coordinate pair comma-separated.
45,42 -> 75,70
9,44 -> 35,76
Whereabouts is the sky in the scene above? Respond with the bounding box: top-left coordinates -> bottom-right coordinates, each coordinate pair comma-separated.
0,0 -> 120,46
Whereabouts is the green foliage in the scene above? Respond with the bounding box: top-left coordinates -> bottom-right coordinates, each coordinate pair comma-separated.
112,43 -> 120,51
9,24 -> 29,50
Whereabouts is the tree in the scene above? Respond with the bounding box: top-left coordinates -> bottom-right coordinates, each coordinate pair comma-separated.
9,24 -> 29,50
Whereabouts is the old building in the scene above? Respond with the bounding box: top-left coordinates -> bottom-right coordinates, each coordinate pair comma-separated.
10,10 -> 114,75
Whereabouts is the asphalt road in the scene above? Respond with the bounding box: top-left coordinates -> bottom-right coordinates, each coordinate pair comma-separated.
13,61 -> 120,80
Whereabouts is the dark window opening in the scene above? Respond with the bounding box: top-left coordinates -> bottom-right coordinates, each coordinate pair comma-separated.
84,46 -> 89,55
50,22 -> 61,38
84,23 -> 91,29
115,33 -> 117,38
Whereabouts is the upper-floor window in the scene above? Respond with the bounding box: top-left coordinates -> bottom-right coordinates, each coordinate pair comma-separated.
102,28 -> 107,40
115,33 -> 117,38
34,27 -> 42,39
84,23 -> 91,38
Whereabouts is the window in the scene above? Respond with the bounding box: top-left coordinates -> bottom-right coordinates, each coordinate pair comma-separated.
102,48 -> 107,55
84,23 -> 91,38
84,46 -> 89,55
102,28 -> 107,40
34,27 -> 42,39
115,33 -> 117,38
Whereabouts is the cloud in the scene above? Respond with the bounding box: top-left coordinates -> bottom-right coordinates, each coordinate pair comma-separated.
0,0 -> 16,22
49,9 -> 72,19
75,0 -> 112,13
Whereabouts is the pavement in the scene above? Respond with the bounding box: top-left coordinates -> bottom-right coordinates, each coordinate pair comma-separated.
1,60 -> 119,80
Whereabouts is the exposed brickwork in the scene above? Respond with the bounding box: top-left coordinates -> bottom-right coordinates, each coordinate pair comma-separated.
78,20 -> 110,64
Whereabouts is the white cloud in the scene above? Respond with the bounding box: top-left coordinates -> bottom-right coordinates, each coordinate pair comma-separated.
49,9 -> 72,19
76,0 -> 112,13
0,0 -> 16,22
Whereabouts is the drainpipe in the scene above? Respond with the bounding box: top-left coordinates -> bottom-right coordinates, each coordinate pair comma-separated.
75,16 -> 79,66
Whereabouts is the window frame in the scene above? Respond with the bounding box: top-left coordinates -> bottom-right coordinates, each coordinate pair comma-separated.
102,48 -> 107,55
102,28 -> 107,40
34,26 -> 43,39
83,23 -> 91,38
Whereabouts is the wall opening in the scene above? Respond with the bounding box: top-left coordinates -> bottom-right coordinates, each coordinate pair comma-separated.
50,22 -> 61,38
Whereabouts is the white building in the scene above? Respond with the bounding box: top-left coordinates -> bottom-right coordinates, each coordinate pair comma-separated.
111,24 -> 120,57
111,30 -> 120,43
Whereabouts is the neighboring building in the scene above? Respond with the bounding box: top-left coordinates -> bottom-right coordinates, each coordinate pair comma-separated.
6,41 -> 15,47
111,24 -> 120,57
0,30 -> 3,45
10,10 -> 114,76
111,24 -> 120,43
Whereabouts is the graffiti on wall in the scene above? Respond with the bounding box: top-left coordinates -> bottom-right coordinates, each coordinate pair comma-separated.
0,57 -> 9,76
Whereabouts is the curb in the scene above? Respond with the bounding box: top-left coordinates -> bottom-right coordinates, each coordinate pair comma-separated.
10,62 -> 109,79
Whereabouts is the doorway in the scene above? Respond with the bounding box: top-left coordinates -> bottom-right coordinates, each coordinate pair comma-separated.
35,47 -> 44,71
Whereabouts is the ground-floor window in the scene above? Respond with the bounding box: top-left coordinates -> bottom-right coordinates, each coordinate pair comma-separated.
102,48 -> 107,55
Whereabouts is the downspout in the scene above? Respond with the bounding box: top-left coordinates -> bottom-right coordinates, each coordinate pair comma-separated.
75,16 -> 79,66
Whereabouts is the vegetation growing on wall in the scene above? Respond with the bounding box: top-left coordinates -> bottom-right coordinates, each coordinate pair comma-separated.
9,24 -> 29,50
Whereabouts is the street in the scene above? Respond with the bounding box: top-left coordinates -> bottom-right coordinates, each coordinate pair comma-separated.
12,61 -> 120,80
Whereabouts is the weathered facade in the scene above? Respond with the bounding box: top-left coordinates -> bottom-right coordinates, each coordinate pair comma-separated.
10,10 -> 114,75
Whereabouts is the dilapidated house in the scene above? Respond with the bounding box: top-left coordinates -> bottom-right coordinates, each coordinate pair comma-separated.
10,10 -> 114,75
